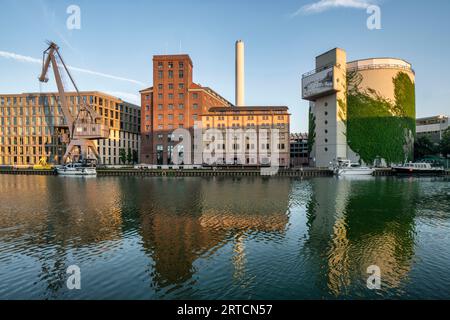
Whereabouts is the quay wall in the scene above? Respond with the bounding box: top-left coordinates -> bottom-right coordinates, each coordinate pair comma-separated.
1,168 -> 448,177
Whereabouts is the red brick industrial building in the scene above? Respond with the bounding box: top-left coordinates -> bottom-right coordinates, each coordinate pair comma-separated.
140,54 -> 232,164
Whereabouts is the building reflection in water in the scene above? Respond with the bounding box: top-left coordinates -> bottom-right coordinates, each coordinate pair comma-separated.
0,176 -> 123,297
305,177 -> 418,296
138,177 -> 291,288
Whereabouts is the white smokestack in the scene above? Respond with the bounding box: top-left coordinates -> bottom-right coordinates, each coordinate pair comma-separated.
235,40 -> 245,106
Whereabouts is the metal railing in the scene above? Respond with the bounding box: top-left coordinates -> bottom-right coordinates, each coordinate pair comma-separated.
302,62 -> 414,78
346,63 -> 414,74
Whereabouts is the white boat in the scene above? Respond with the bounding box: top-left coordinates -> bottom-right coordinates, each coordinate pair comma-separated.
333,160 -> 375,176
56,163 -> 97,176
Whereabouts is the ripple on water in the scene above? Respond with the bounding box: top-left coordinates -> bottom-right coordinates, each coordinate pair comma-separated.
1,176 -> 450,299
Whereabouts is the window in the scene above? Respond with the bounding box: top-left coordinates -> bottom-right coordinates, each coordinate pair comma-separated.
193,93 -> 198,99
179,70 -> 184,79
179,83 -> 184,89
158,114 -> 163,120
193,114 -> 198,120
168,83 -> 174,89
158,84 -> 163,90
158,62 -> 163,69
168,104 -> 174,109
158,93 -> 163,99
158,71 -> 163,79
179,93 -> 184,99
168,114 -> 173,120
168,62 -> 173,69
178,114 -> 184,120
168,94 -> 174,99
178,104 -> 184,109
179,62 -> 184,68
193,103 -> 198,109
158,104 -> 163,110
168,70 -> 174,79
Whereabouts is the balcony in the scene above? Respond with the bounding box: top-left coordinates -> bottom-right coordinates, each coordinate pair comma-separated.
301,65 -> 339,101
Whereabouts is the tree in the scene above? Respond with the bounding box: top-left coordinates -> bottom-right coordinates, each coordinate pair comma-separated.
119,148 -> 127,165
126,148 -> 133,164
440,127 -> 450,158
132,150 -> 139,164
414,135 -> 437,160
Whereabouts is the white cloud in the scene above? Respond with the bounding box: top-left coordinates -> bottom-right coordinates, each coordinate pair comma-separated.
292,0 -> 376,16
0,50 -> 146,87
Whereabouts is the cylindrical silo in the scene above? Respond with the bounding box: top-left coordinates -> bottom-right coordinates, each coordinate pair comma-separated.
345,58 -> 416,165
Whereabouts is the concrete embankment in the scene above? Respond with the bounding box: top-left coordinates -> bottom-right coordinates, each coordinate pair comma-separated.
97,168 -> 333,177
0,168 -> 447,177
0,168 -> 333,177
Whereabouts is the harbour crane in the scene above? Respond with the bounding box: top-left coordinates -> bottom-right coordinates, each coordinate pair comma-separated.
38,41 -> 110,164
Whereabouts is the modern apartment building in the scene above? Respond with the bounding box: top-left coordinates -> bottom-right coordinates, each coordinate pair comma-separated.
140,54 -> 232,165
290,133 -> 309,167
416,115 -> 449,144
0,91 -> 140,166
202,106 -> 290,167
302,48 -> 416,167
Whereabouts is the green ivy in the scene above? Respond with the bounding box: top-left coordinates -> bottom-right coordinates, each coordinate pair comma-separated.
347,71 -> 415,164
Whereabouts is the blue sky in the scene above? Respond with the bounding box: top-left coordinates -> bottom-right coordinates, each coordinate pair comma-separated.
0,0 -> 449,132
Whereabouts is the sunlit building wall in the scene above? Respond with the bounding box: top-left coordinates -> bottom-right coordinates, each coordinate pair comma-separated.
303,48 -> 416,167
0,92 -> 140,165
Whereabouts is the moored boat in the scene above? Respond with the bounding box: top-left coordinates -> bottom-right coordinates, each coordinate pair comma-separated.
56,162 -> 97,176
332,159 -> 375,176
392,162 -> 445,176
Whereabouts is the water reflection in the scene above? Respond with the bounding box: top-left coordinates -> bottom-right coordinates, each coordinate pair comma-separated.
305,177 -> 418,297
0,175 -> 449,299
137,177 -> 291,288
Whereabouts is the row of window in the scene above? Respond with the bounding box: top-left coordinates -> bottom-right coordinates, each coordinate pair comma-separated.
156,114 -> 199,121
204,115 -> 284,121
157,70 -> 184,80
0,95 -> 124,110
157,92 -> 199,100
205,123 -> 287,129
157,61 -> 184,69
157,83 -> 186,90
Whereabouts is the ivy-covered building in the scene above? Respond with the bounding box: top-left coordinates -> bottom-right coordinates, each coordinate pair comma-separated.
302,48 -> 416,167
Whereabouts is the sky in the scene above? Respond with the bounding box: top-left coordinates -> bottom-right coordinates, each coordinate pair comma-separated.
0,0 -> 449,133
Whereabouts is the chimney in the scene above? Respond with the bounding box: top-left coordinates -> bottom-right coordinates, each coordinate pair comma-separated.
235,40 -> 245,106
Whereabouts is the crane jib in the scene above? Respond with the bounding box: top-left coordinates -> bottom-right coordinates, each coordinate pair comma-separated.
38,42 -> 110,164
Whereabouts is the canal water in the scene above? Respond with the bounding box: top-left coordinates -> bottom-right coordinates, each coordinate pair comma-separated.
0,175 -> 449,299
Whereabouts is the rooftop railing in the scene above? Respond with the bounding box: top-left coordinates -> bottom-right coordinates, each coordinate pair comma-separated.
347,63 -> 415,74
302,62 -> 415,78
